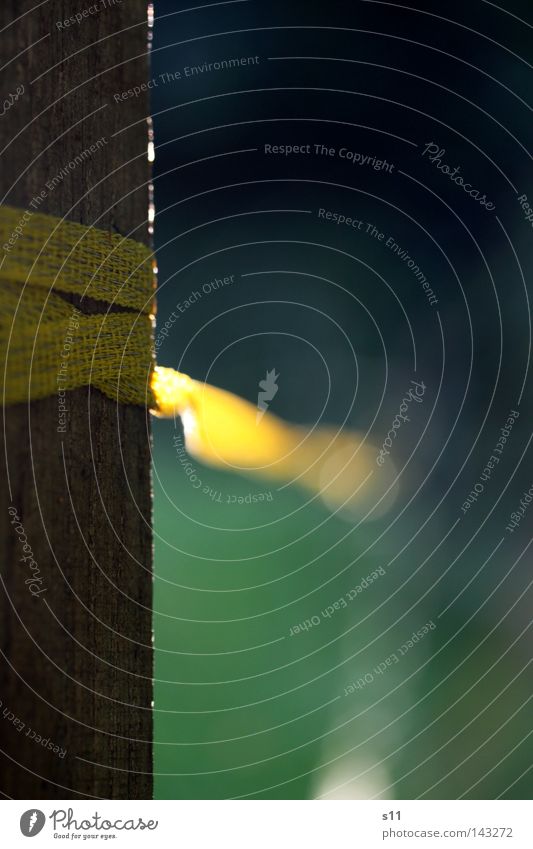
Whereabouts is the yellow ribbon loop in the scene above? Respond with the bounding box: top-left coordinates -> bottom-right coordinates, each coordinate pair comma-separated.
152,366 -> 397,517
1,205 -> 395,514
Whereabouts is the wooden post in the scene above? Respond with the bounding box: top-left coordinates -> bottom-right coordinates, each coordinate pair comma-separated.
0,2 -> 153,798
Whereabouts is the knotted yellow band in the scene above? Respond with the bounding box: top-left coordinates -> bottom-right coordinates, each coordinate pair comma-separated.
0,204 -> 156,407
0,204 -> 396,515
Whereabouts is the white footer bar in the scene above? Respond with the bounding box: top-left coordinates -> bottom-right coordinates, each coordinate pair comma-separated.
2,800 -> 531,848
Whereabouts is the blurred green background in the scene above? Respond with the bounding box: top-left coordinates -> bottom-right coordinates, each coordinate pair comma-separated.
151,0 -> 533,799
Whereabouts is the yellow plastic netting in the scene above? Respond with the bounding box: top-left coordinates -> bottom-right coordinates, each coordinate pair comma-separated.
0,205 -> 155,406
0,204 -> 394,515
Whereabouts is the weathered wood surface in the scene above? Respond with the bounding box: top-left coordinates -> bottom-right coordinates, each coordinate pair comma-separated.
0,0 -> 153,798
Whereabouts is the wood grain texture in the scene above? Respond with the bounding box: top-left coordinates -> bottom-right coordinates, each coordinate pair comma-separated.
0,1 -> 153,798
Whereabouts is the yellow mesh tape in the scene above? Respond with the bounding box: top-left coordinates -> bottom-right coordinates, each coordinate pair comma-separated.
0,205 -> 155,406
0,205 -> 395,515
0,205 -> 154,311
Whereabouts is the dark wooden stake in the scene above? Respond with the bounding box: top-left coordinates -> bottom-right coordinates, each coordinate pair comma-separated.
0,1 -> 153,798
